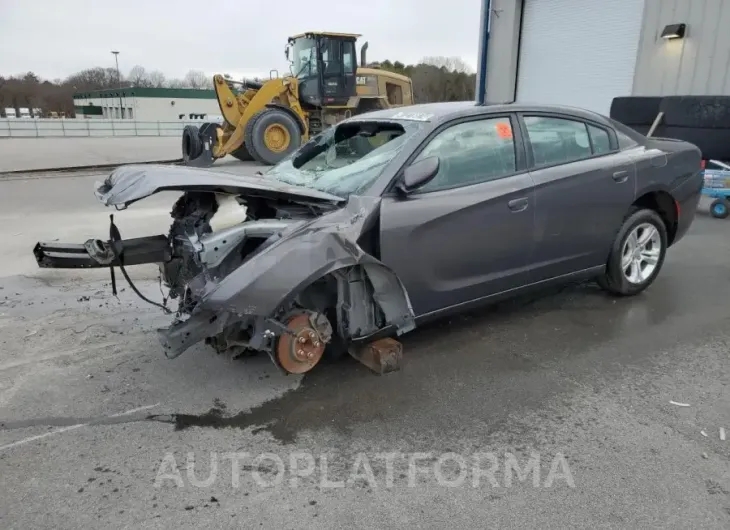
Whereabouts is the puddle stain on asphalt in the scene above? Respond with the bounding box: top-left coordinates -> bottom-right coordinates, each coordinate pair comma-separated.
1,278 -> 709,446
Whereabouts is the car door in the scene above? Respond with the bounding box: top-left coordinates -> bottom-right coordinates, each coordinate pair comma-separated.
519,114 -> 637,282
378,115 -> 536,318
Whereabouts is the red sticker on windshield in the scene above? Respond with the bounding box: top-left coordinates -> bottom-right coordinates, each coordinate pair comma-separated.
496,122 -> 512,139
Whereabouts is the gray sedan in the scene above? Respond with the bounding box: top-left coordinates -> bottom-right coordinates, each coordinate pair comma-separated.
34,101 -> 703,374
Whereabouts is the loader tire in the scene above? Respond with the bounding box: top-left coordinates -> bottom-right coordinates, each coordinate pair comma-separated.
231,143 -> 255,162
182,125 -> 203,165
245,108 -> 302,165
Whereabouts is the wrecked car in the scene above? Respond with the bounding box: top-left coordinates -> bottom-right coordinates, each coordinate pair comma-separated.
34,101 -> 703,374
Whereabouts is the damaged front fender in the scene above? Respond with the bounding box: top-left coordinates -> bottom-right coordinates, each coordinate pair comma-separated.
159,195 -> 416,358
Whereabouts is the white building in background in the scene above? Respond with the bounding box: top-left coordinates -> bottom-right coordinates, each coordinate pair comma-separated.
72,87 -> 221,120
484,0 -> 730,116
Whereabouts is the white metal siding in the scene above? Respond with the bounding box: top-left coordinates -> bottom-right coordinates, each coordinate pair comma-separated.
633,0 -> 730,96
75,96 -> 220,121
516,0 -> 645,115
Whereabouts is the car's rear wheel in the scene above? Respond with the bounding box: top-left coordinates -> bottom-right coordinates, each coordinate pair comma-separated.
597,208 -> 668,296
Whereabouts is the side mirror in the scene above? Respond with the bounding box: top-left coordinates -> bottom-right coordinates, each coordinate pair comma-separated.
396,156 -> 440,195
285,45 -> 290,61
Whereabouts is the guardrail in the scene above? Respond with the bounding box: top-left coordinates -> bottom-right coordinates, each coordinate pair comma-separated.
0,118 -> 211,138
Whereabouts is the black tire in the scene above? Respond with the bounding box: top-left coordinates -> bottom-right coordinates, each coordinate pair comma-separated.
610,96 -> 663,126
245,108 -> 302,165
710,199 -> 730,219
597,208 -> 668,296
628,125 -> 651,136
231,143 -> 254,162
660,96 -> 730,128
659,126 -> 730,161
182,125 -> 202,164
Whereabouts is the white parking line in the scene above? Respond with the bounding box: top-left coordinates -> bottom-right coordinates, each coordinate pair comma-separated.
0,403 -> 160,452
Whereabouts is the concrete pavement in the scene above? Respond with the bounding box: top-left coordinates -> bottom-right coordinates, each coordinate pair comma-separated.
0,172 -> 729,529
0,137 -> 184,173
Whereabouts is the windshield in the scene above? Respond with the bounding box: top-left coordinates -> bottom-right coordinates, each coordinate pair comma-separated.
265,120 -> 424,198
291,37 -> 317,79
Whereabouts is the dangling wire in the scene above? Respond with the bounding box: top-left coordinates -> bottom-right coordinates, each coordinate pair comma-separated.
108,213 -> 173,314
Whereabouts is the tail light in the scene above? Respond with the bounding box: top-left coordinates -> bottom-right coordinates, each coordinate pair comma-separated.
700,160 -> 706,169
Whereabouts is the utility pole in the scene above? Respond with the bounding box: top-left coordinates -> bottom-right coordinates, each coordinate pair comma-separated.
111,50 -> 123,118
475,0 -> 491,105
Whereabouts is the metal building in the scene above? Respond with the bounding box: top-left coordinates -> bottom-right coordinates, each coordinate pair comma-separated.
484,0 -> 730,115
72,87 -> 221,121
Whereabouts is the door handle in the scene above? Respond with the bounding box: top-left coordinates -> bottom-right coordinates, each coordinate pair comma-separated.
507,197 -> 529,212
612,170 -> 629,183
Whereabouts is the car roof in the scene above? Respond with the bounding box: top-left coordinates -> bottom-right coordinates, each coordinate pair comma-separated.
359,101 -> 613,126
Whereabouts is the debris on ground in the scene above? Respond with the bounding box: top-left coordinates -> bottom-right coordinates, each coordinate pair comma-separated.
701,430 -> 708,437
349,338 -> 403,374
669,400 -> 691,407
721,428 -> 726,441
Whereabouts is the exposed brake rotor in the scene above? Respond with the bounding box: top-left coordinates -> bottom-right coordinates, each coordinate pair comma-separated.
275,311 -> 332,374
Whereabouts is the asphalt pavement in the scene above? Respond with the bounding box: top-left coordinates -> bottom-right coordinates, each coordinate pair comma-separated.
1,169 -> 729,529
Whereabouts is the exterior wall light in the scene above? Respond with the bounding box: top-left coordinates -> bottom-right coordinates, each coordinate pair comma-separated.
661,23 -> 686,39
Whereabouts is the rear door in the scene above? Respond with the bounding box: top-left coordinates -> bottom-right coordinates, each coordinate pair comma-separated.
378,114 -> 536,317
519,113 -> 637,281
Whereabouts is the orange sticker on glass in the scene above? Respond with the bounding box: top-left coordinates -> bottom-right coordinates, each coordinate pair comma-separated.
496,121 -> 512,139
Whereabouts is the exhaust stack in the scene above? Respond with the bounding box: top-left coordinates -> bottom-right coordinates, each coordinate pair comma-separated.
360,42 -> 369,67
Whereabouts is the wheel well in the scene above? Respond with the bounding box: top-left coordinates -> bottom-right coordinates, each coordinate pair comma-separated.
632,191 -> 678,244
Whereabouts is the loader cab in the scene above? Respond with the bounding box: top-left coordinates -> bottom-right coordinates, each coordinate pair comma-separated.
287,32 -> 359,109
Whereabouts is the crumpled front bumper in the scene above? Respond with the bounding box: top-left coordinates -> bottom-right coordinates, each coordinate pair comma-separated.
33,235 -> 170,269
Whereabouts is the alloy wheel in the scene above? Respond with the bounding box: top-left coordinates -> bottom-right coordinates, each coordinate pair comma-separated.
621,222 -> 662,284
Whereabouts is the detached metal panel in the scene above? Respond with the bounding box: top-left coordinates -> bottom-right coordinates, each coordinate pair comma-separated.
633,0 -> 730,96
515,0 -> 645,115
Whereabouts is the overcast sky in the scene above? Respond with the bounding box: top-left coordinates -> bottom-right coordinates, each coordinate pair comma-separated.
0,0 -> 482,81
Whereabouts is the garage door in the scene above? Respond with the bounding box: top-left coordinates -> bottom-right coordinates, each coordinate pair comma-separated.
515,0 -> 645,116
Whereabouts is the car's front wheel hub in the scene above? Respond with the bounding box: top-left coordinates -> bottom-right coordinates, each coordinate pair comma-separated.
276,312 -> 331,374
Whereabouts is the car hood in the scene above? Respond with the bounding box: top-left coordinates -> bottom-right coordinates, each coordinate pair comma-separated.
94,164 -> 346,207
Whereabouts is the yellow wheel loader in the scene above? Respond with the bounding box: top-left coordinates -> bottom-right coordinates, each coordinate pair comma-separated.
181,31 -> 414,167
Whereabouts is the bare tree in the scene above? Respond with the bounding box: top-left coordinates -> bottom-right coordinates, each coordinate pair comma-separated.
167,78 -> 185,88
183,70 -> 211,89
147,70 -> 166,88
378,59 -> 476,103
65,67 -> 125,90
128,65 -> 151,87
420,56 -> 474,74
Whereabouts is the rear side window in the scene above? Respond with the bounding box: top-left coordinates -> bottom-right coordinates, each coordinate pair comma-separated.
523,116 -> 592,166
616,130 -> 639,150
588,124 -> 611,154
415,117 -> 517,192
609,118 -> 641,149
524,116 -> 617,167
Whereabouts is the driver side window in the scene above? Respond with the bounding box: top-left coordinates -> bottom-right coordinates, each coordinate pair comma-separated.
415,117 -> 517,192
